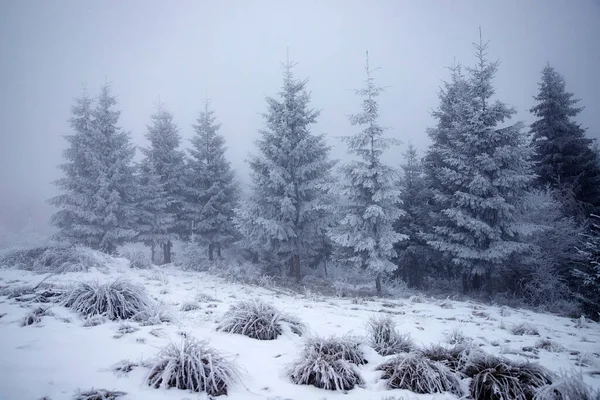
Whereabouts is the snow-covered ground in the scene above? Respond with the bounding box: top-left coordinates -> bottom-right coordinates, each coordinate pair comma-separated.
0,259 -> 599,400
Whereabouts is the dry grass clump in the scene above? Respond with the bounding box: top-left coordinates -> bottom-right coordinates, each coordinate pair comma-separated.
367,315 -> 415,356
73,388 -> 126,400
376,352 -> 463,396
145,337 -> 239,396
216,299 -> 304,340
62,279 -> 150,321
288,336 -> 366,392
20,306 -> 53,326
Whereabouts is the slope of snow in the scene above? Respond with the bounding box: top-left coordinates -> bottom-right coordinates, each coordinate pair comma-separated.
0,262 -> 599,400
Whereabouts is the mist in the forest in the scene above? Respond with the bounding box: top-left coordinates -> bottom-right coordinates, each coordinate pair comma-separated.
1,0 -> 599,237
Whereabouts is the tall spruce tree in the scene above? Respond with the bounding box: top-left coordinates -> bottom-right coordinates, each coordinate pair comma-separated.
424,37 -> 535,293
530,64 -> 600,219
395,144 -> 431,288
186,100 -> 238,260
49,84 -> 137,254
235,60 -> 334,282
328,53 -> 407,294
138,104 -> 185,264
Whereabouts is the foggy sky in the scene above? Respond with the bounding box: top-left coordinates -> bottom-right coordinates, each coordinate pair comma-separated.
1,0 -> 599,235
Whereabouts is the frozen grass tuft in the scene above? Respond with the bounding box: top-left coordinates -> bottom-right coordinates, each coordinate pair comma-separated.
534,339 -> 565,353
145,337 -> 239,396
534,371 -> 600,400
288,336 -> 365,392
510,322 -> 540,336
73,388 -> 126,400
180,300 -> 201,311
444,327 -> 471,345
216,299 -> 304,340
419,343 -> 475,372
462,352 -> 554,400
367,315 -> 414,356
110,359 -> 139,376
132,301 -> 173,326
82,315 -> 106,327
20,306 -> 53,326
376,352 -> 464,396
62,279 -> 150,320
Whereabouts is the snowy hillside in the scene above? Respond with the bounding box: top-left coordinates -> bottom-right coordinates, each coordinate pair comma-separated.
0,258 -> 599,400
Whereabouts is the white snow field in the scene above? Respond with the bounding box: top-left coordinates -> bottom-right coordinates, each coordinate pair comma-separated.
0,257 -> 599,400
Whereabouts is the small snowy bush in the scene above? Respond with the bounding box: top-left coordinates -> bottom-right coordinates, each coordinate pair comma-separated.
62,279 -> 150,320
462,353 -> 553,400
1,245 -> 110,273
534,371 -> 599,400
122,251 -> 152,269
145,337 -> 239,396
180,300 -> 201,312
216,299 -> 304,340
73,388 -> 126,400
376,353 -> 464,396
288,336 -> 366,391
534,339 -> 565,353
367,315 -> 414,356
444,327 -> 472,345
20,306 -> 53,326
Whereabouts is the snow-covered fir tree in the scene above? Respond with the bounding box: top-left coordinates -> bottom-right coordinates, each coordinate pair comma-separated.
185,100 -> 238,261
530,64 -> 600,219
394,144 -> 432,288
424,38 -> 535,293
136,152 -> 175,263
49,84 -> 137,254
137,103 -> 186,264
328,54 -> 407,294
235,60 -> 334,282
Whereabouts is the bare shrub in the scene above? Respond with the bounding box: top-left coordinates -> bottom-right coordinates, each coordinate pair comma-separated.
462,352 -> 553,399
20,306 -> 53,326
73,388 -> 126,400
367,315 -> 414,356
216,299 -> 304,340
145,337 -> 239,396
444,327 -> 471,345
62,279 -> 150,320
376,353 -> 463,396
511,322 -> 540,336
288,336 -> 365,392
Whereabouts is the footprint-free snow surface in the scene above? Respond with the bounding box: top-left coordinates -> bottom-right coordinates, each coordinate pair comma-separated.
0,259 -> 599,399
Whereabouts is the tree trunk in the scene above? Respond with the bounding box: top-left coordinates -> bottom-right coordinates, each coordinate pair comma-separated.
376,273 -> 382,295
323,259 -> 328,277
217,243 -> 222,259
208,243 -> 214,261
163,241 -> 172,264
150,245 -> 155,264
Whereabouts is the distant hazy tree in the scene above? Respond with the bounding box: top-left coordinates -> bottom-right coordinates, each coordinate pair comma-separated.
424,37 -> 535,293
328,53 -> 407,294
530,64 -> 600,220
235,60 -> 334,282
185,100 -> 238,261
137,104 -> 186,264
49,84 -> 137,254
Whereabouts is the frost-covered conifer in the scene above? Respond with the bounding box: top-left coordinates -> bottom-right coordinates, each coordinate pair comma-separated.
328,54 -> 407,294
530,64 -> 600,219
137,104 -> 186,264
424,37 -> 535,292
49,84 -> 137,254
235,60 -> 334,281
185,100 -> 238,260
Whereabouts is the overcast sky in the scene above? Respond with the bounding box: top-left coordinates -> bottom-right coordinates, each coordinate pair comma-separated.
1,0 -> 599,234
